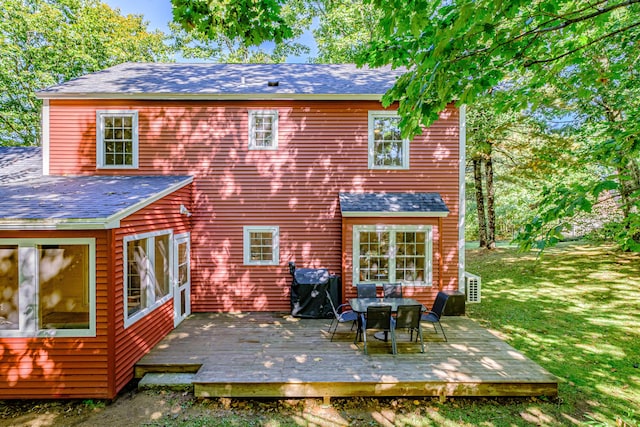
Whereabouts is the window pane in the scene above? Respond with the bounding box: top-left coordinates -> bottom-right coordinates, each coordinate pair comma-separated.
0,245 -> 19,330
358,231 -> 389,282
251,112 -> 276,148
249,231 -> 274,261
154,234 -> 170,300
395,232 -> 426,282
127,238 -> 148,316
102,114 -> 134,166
373,116 -> 403,167
38,245 -> 89,330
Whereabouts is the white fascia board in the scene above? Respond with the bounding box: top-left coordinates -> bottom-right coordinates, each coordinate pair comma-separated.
340,211 -> 449,218
0,177 -> 193,231
41,99 -> 50,175
35,93 -> 384,101
0,220 -> 111,230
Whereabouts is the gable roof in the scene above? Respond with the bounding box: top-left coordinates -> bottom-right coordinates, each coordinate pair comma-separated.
339,192 -> 449,217
36,63 -> 406,101
0,147 -> 192,230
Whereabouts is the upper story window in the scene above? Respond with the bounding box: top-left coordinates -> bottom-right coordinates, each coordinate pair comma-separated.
96,110 -> 138,169
0,239 -> 96,338
243,226 -> 279,266
248,110 -> 278,150
368,111 -> 409,169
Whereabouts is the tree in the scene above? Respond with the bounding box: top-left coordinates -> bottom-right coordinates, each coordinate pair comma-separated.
171,0 -> 294,46
170,0 -> 640,250
170,0 -> 311,63
0,0 -> 171,146
310,0 -> 379,63
513,37 -> 640,250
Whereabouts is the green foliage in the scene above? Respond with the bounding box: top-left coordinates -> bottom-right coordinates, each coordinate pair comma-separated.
357,0 -> 640,137
0,0 -> 170,146
311,1 -> 380,63
168,22 -> 308,63
171,0 -> 293,46
169,0 -> 310,62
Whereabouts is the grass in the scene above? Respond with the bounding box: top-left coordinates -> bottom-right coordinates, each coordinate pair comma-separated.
4,242 -> 637,426
146,241 -> 639,427
462,242 -> 640,426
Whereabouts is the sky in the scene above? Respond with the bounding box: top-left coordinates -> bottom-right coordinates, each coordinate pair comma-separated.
102,0 -> 316,63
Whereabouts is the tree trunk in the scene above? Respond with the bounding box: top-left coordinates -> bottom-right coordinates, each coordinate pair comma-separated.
485,155 -> 496,249
618,157 -> 640,246
473,158 -> 488,248
617,158 -> 639,219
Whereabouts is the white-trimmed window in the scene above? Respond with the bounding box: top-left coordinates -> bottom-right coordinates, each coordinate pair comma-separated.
0,238 -> 96,338
368,111 -> 409,169
248,110 -> 278,150
96,110 -> 139,168
353,225 -> 432,286
124,230 -> 172,327
243,226 -> 279,265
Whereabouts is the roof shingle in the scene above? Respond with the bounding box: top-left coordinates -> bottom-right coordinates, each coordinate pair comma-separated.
339,192 -> 449,217
0,146 -> 42,184
37,63 -> 406,98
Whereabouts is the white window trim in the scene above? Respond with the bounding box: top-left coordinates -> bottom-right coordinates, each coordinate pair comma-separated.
368,111 -> 410,170
352,225 -> 432,287
0,238 -> 96,338
96,110 -> 139,169
248,110 -> 279,150
243,226 -> 280,266
123,230 -> 173,328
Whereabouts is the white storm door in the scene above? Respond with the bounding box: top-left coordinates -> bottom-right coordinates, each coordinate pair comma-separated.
173,233 -> 191,327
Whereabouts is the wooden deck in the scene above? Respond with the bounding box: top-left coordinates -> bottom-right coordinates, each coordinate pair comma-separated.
135,312 -> 558,399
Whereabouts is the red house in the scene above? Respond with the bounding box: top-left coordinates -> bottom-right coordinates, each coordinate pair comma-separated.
0,63 -> 466,399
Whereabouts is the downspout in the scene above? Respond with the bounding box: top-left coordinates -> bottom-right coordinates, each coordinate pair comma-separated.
458,105 -> 467,292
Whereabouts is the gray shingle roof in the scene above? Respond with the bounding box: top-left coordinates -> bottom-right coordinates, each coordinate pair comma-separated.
339,192 -> 449,217
0,146 -> 43,184
0,172 -> 192,229
37,63 -> 406,99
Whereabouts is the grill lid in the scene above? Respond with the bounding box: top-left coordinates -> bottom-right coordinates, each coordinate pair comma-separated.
293,268 -> 330,285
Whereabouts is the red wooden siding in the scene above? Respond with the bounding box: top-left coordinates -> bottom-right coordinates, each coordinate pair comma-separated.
47,99 -> 459,312
0,230 -> 111,399
112,185 -> 192,394
341,217 -> 457,304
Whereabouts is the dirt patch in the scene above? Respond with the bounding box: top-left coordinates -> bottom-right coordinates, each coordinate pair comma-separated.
0,388 -> 446,426
0,387 -> 553,427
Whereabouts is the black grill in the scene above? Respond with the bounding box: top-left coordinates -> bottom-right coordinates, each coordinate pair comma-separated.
288,262 -> 340,318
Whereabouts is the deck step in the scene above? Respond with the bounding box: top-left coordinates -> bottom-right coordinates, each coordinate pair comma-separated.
138,373 -> 195,391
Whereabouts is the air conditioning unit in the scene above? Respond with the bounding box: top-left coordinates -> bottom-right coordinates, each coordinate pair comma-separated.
464,272 -> 481,303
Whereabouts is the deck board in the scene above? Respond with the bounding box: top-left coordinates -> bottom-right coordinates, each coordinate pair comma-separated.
135,312 -> 558,398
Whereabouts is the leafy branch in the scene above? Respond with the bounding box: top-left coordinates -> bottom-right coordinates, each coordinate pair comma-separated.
524,20 -> 640,66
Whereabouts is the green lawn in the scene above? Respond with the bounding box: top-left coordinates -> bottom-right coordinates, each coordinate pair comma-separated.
149,242 -> 639,427
96,242 -> 639,426
460,242 -> 640,426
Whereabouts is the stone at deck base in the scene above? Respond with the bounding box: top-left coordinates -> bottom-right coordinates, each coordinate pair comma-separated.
138,373 -> 195,391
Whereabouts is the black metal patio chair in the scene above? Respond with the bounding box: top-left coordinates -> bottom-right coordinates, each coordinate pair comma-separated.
357,283 -> 377,298
383,283 -> 403,298
394,304 -> 424,353
420,291 -> 449,341
325,290 -> 358,341
357,305 -> 396,355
